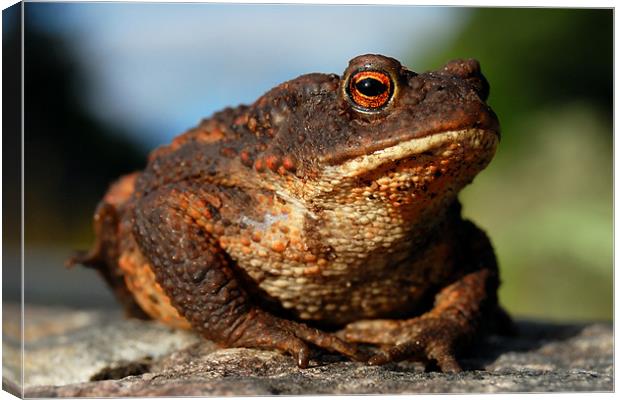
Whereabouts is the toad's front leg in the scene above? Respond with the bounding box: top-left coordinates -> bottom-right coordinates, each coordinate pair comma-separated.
340,221 -> 506,372
132,182 -> 364,368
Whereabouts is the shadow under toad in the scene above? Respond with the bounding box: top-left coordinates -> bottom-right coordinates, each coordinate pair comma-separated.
458,320 -> 590,371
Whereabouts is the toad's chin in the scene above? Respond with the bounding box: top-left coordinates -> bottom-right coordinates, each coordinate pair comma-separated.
326,128 -> 499,179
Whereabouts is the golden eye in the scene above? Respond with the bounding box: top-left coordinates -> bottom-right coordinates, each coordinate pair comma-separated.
347,70 -> 393,110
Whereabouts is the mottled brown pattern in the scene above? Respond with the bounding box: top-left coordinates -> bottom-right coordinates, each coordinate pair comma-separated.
72,54 -> 508,371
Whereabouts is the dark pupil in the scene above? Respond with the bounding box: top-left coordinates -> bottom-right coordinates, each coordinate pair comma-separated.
355,78 -> 387,97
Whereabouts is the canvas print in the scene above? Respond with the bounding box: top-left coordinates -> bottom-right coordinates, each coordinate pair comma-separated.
2,3 -> 612,396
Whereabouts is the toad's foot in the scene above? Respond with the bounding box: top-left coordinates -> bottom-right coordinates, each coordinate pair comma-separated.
231,309 -> 368,368
339,315 -> 467,372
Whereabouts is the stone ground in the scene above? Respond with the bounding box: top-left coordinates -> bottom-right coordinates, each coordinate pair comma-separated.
2,304 -> 613,397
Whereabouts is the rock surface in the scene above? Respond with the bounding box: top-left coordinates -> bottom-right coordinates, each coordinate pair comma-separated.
3,304 -> 613,396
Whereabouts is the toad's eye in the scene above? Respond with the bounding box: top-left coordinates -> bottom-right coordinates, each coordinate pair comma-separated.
347,70 -> 393,111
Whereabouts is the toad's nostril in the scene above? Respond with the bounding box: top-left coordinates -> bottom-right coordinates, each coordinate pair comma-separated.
425,85 -> 450,103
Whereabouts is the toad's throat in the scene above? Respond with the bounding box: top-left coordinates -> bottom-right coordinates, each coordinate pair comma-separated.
327,128 -> 499,179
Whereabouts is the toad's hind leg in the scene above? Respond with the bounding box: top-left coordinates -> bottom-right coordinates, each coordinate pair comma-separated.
132,181 -> 366,367
66,173 -> 149,319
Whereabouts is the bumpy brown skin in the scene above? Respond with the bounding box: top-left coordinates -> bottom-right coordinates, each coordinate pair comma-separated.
70,54 -> 507,371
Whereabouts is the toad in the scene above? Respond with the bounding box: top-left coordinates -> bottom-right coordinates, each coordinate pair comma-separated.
69,54 -> 508,372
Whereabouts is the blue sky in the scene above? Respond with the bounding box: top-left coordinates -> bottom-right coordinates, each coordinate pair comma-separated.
27,3 -> 467,148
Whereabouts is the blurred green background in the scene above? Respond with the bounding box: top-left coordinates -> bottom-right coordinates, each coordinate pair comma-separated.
11,6 -> 612,321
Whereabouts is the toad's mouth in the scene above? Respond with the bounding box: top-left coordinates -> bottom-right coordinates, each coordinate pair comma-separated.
320,100 -> 500,167
325,128 -> 499,179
